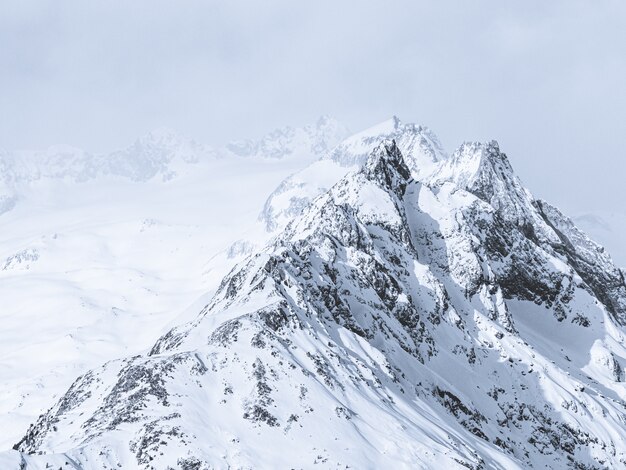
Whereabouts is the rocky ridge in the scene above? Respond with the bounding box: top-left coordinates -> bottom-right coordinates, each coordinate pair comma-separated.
5,125 -> 626,469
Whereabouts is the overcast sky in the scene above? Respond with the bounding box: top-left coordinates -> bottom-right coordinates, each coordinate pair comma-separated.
1,1 -> 625,215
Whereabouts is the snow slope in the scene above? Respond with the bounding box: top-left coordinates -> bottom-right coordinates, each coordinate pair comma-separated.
0,117 -> 348,450
7,133 -> 626,468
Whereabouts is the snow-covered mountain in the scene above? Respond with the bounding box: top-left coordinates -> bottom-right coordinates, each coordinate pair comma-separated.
225,115 -> 349,161
0,117 -> 348,452
259,116 -> 445,233
0,116 -> 348,193
5,124 -> 626,468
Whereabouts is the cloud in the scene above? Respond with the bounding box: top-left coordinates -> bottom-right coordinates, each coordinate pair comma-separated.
0,0 -> 624,213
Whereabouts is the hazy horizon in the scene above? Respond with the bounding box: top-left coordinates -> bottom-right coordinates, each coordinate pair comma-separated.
1,1 -> 625,216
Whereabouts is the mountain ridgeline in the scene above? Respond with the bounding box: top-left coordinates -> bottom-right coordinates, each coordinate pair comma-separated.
7,122 -> 626,469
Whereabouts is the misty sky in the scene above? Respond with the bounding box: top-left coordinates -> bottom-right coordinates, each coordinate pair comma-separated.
1,1 -> 625,215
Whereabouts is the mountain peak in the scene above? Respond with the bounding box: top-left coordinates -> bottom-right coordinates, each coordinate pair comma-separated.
224,117 -> 348,160
259,120 -> 446,233
314,114 -> 344,129
324,117 -> 446,174
136,127 -> 190,148
362,140 -> 412,198
16,117 -> 626,468
9,118 -> 626,469
351,116 -> 403,141
435,140 -> 519,202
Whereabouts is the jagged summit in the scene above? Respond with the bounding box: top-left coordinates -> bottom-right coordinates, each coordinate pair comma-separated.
259,118 -> 446,232
314,114 -> 346,130
434,140 -> 510,192
140,126 -> 185,144
362,140 -> 412,197
324,116 -> 446,174
9,128 -> 626,468
431,139 -> 559,244
225,115 -> 348,160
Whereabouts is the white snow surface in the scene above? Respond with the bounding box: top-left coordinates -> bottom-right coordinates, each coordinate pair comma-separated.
0,117 -> 348,451
2,118 -> 626,469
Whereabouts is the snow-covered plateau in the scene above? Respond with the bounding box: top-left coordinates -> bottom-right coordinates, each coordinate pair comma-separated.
1,117 -> 626,469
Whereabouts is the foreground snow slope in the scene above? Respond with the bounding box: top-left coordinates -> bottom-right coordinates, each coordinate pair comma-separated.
0,118 -> 347,450
8,134 -> 626,468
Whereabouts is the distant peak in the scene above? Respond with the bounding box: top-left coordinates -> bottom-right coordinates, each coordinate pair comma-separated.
315,114 -> 339,127
360,116 -> 403,136
42,144 -> 87,155
324,116 -> 447,175
140,127 -> 185,146
451,140 -> 509,172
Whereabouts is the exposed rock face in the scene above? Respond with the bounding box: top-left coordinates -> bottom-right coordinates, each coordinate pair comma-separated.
8,128 -> 626,469
535,200 -> 626,324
